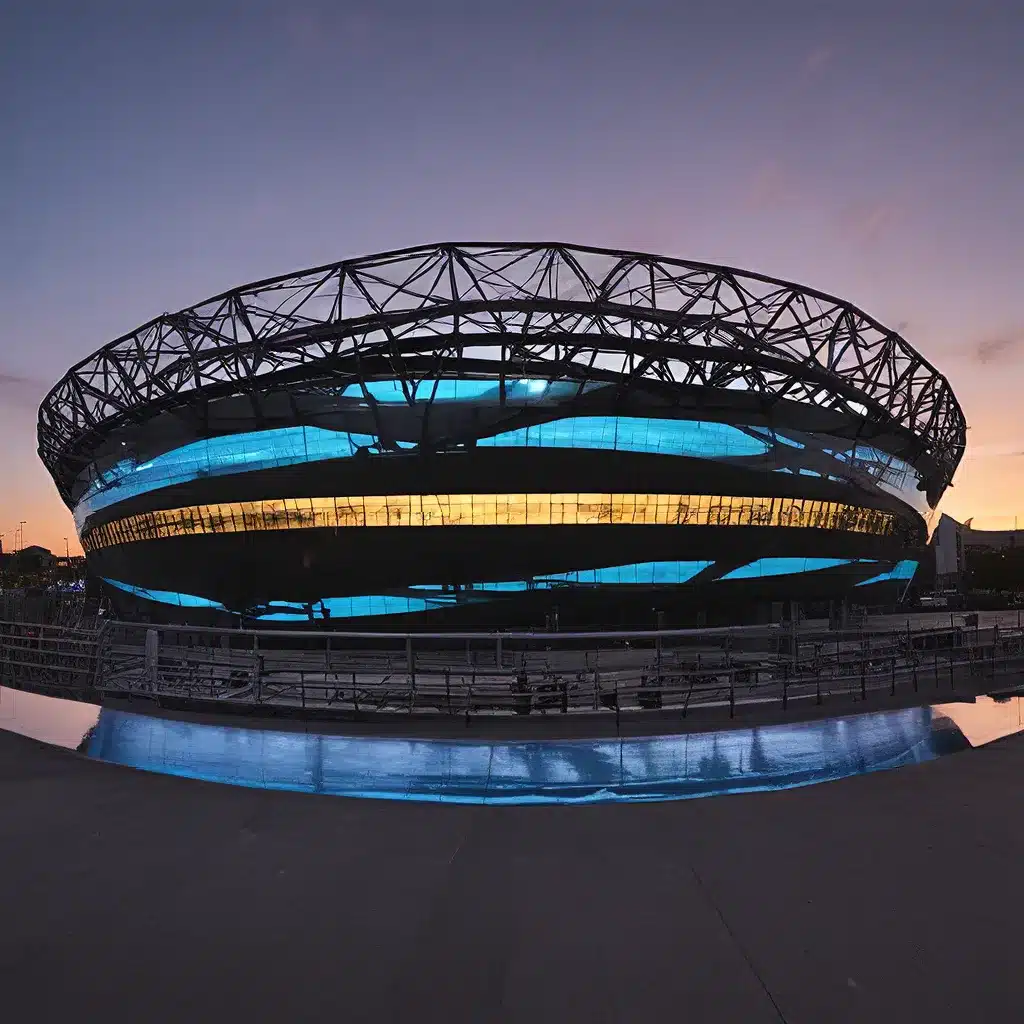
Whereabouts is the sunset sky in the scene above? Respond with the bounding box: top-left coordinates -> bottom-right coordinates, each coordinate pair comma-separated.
2,0 -> 1022,555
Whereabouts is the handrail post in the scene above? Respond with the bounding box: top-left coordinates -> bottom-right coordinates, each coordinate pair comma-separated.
254,633 -> 262,704
145,627 -> 159,692
91,617 -> 111,692
860,640 -> 866,702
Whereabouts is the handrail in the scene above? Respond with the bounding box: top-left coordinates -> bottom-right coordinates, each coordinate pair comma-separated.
3,616 -> 1023,721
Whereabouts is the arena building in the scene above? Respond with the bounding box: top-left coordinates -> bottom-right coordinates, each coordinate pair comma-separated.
37,243 -> 966,628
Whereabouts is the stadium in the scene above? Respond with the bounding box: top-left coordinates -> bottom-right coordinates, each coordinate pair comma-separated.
37,242 -> 966,629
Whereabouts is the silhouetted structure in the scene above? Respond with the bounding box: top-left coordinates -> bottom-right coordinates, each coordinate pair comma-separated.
36,243 -> 966,628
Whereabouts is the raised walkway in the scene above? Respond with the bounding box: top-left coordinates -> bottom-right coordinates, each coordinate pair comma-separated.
2,722 -> 1023,1022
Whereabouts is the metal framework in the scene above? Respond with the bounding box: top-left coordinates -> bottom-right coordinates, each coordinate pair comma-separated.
38,242 -> 966,502
4,617 -> 1023,720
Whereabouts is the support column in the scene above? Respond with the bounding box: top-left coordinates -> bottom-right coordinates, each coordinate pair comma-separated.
144,628 -> 159,689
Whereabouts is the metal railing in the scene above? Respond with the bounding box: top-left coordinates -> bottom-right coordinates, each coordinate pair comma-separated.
0,620 -> 102,700
3,616 -> 1024,721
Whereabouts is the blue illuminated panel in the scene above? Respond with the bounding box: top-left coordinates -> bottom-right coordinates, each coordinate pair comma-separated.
856,560 -> 919,587
72,399 -> 931,536
103,577 -> 226,609
103,558 -> 919,621
340,377 -> 588,403
746,424 -> 806,449
101,560 -> 717,620
464,561 -> 714,589
479,417 -> 771,458
719,558 -> 859,581
75,426 -> 390,526
101,582 -> 446,621
258,596 -> 439,621
74,415 -> 769,526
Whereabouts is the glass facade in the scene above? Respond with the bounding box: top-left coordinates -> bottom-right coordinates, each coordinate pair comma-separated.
719,558 -> 857,580
855,560 -> 919,587
74,426 -> 400,527
478,417 -> 770,458
70,397 -> 930,532
102,556 -> 908,620
73,377 -> 930,623
73,415 -> 773,525
103,577 -> 226,609
81,491 -> 900,552
338,377 -> 598,403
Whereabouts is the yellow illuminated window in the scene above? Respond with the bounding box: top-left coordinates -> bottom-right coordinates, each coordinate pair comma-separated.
80,491 -> 901,552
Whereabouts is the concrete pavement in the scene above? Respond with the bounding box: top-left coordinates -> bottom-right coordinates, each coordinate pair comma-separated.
2,725 -> 1023,1022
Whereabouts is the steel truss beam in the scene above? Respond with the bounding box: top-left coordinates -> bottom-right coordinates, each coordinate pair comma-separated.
37,242 -> 966,503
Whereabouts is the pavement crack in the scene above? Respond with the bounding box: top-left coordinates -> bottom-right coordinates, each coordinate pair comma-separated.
685,856 -> 791,1023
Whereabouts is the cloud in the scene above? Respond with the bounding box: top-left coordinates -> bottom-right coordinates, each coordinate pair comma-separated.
0,371 -> 46,390
973,332 -> 1024,365
0,372 -> 48,408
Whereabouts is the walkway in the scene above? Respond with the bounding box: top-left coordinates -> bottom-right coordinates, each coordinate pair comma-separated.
2,724 -> 1022,1021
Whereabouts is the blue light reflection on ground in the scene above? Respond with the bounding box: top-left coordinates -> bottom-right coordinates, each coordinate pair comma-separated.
75,704 -> 971,804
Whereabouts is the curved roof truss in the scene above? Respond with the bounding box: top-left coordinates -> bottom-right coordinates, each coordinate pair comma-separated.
38,242 -> 966,501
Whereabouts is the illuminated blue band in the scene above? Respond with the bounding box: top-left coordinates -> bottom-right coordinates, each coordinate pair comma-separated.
855,560 -> 919,586
720,558 -> 857,580
74,415 -> 772,526
102,557 -> 917,621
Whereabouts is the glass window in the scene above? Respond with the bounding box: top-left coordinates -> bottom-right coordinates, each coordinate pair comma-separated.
719,558 -> 856,580
80,492 -> 900,551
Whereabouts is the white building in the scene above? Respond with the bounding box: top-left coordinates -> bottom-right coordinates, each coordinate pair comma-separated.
930,514 -> 1023,591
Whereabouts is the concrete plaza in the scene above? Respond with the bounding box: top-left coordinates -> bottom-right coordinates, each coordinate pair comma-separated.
2,723 -> 1021,1022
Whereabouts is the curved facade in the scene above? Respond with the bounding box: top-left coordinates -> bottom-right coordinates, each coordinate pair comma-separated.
38,243 -> 966,628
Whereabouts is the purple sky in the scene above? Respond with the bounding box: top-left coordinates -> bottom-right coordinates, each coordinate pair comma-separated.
2,0 -> 1022,553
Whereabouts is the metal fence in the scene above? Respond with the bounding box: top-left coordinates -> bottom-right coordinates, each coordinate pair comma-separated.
0,620 -> 102,701
3,616 -> 1024,721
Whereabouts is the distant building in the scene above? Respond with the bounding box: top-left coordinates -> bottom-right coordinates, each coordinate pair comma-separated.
929,515 -> 1024,592
932,515 -> 965,590
960,522 -> 1022,552
0,546 -> 57,572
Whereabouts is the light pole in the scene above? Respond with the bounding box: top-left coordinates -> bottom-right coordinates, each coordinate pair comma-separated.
64,537 -> 69,561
